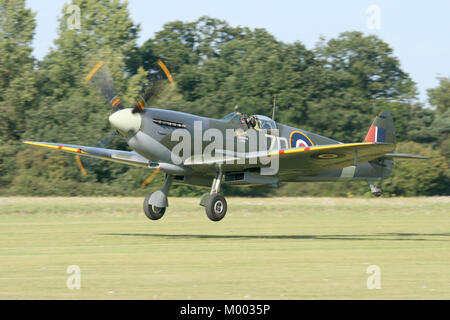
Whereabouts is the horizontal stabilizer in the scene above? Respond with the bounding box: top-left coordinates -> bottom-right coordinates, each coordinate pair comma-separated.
383,153 -> 431,160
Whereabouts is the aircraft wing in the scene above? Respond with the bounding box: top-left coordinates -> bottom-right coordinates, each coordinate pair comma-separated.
23,141 -> 149,168
185,142 -> 396,176
272,142 -> 395,176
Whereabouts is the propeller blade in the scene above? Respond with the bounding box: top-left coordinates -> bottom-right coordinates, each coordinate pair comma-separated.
132,96 -> 147,114
75,130 -> 118,175
110,95 -> 122,111
157,59 -> 174,84
141,167 -> 161,187
76,61 -> 123,176
85,61 -> 105,82
75,155 -> 88,176
79,59 -> 174,175
131,59 -> 174,113
95,130 -> 118,148
85,61 -> 121,110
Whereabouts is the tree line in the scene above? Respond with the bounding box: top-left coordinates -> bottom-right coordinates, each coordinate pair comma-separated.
0,0 -> 448,197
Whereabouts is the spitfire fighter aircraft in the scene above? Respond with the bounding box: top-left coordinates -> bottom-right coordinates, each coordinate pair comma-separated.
24,61 -> 429,222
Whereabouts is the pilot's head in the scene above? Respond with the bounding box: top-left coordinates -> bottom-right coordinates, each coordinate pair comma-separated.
251,117 -> 257,128
241,114 -> 248,126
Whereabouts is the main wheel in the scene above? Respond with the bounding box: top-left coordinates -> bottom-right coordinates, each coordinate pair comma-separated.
205,193 -> 227,222
374,186 -> 383,197
143,193 -> 166,220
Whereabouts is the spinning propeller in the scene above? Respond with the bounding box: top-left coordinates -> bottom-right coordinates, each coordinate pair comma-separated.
77,59 -> 175,187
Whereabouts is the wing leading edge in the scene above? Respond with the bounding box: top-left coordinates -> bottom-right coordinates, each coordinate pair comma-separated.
185,142 -> 396,175
24,141 -> 397,176
273,142 -> 396,175
23,141 -> 149,168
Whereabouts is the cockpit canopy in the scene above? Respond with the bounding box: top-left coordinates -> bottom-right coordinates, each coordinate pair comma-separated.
253,115 -> 277,130
222,112 -> 237,121
223,112 -> 277,130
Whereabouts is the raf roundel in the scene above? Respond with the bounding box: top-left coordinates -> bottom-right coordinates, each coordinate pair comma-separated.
290,131 -> 313,148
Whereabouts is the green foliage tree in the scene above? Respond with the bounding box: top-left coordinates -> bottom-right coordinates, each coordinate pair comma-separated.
309,32 -> 417,142
2,9 -> 447,197
0,0 -> 36,189
381,142 -> 449,196
15,0 -> 149,194
428,77 -> 450,158
315,32 -> 416,101
142,25 -> 420,144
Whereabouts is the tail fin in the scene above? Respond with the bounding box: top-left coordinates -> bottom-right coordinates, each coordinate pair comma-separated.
360,112 -> 429,188
364,111 -> 395,144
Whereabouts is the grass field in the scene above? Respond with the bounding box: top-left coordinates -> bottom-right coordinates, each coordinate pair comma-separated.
0,196 -> 449,299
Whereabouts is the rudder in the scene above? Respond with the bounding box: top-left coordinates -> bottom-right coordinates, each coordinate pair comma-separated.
364,111 -> 395,144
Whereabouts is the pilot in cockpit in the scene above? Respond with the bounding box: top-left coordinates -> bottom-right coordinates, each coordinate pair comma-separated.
240,114 -> 258,129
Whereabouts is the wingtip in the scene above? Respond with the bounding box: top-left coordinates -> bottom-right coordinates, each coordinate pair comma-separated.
23,141 -> 44,146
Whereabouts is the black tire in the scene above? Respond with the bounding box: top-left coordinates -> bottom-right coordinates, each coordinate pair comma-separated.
143,193 -> 166,220
374,187 -> 383,197
205,193 -> 227,222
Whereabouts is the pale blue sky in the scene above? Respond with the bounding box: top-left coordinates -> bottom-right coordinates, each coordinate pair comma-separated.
26,0 -> 450,105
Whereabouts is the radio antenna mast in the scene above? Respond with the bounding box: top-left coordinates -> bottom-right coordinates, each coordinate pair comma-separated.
272,95 -> 277,120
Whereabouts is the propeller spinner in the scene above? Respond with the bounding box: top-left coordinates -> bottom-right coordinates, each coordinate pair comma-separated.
109,108 -> 142,135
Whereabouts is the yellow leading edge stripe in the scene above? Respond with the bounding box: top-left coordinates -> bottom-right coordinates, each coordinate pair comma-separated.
25,141 -> 376,158
24,141 -> 88,154
268,142 -> 376,156
25,141 -> 88,177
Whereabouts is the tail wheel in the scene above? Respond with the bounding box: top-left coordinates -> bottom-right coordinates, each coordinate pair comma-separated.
143,192 -> 166,220
205,193 -> 227,222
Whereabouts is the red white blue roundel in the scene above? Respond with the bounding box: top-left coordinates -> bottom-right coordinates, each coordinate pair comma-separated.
290,131 -> 313,148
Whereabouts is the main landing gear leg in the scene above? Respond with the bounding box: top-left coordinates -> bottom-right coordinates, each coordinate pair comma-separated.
367,181 -> 383,197
202,168 -> 227,222
143,174 -> 173,220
